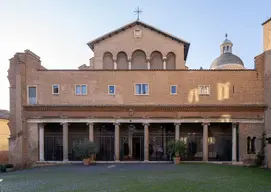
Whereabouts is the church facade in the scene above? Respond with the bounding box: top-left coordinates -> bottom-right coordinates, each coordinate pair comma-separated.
7,18 -> 271,168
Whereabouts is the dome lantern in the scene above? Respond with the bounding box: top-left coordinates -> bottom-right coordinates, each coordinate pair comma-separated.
220,33 -> 233,54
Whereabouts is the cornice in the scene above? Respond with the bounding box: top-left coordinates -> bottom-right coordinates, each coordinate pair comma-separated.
23,104 -> 266,112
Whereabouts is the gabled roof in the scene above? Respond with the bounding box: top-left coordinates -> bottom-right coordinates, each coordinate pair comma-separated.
262,17 -> 271,26
87,20 -> 190,61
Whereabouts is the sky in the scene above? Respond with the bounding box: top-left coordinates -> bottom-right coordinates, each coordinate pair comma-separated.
0,0 -> 270,110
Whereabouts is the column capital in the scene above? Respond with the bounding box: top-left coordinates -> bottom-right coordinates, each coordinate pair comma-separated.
38,123 -> 45,127
174,123 -> 181,126
202,122 -> 210,126
146,56 -> 150,61
60,122 -> 69,127
232,122 -> 238,129
142,123 -> 150,127
86,122 -> 94,126
163,56 -> 167,60
114,122 -> 120,126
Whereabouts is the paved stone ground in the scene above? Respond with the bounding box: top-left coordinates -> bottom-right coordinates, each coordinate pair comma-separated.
1,163 -> 271,192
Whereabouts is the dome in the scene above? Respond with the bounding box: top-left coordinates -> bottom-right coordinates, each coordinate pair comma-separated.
222,39 -> 232,44
210,34 -> 245,69
210,53 -> 244,69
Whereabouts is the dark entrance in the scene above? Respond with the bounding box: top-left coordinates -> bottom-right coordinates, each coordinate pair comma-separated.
68,123 -> 88,161
94,123 -> 115,161
179,123 -> 203,161
132,137 -> 143,160
120,123 -> 144,161
44,123 -> 63,161
208,123 -> 232,161
149,123 -> 175,161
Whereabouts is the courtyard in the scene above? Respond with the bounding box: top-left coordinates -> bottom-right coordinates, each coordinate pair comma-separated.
1,163 -> 271,192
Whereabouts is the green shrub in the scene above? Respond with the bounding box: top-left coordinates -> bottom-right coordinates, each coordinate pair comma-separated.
72,139 -> 99,159
167,140 -> 187,158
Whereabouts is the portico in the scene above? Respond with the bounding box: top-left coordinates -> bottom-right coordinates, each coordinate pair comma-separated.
31,118 -> 262,163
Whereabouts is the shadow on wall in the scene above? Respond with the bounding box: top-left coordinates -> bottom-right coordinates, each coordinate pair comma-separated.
0,111 -> 10,164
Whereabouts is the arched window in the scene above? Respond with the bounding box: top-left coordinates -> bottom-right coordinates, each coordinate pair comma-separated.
247,136 -> 251,154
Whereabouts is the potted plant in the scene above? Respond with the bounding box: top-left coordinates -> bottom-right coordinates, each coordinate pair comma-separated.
167,140 -> 187,164
72,139 -> 99,166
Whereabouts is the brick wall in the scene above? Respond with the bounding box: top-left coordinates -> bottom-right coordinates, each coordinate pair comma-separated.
239,123 -> 264,161
24,69 -> 264,106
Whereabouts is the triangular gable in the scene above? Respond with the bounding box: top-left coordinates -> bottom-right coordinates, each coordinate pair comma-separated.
87,20 -> 190,61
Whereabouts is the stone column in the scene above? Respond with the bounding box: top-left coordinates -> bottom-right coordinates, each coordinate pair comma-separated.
147,57 -> 150,69
174,123 -> 181,141
62,122 -> 69,161
232,123 -> 237,161
39,123 -> 45,161
163,128 -> 167,157
87,122 -> 94,142
143,123 -> 149,161
163,57 -> 167,69
128,129 -> 133,157
113,59 -> 117,70
114,123 -> 120,161
202,122 -> 209,161
128,58 -> 132,70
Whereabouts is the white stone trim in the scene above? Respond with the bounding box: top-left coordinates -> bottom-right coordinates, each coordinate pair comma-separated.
36,160 -> 243,164
27,85 -> 37,105
27,118 -> 264,124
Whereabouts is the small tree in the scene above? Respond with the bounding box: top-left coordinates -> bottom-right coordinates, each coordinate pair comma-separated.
72,139 -> 99,160
167,140 -> 187,158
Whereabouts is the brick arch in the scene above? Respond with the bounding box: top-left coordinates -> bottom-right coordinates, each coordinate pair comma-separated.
166,52 -> 176,69
117,51 -> 128,69
150,51 -> 163,69
103,52 -> 114,69
131,49 -> 147,69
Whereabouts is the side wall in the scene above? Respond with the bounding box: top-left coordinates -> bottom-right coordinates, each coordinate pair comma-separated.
8,50 -> 42,168
239,123 -> 264,162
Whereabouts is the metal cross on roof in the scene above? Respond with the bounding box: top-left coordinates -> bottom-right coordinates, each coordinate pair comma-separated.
134,7 -> 142,21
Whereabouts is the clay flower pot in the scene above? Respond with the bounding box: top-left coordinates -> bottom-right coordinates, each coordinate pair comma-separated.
83,158 -> 90,166
173,156 -> 181,164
